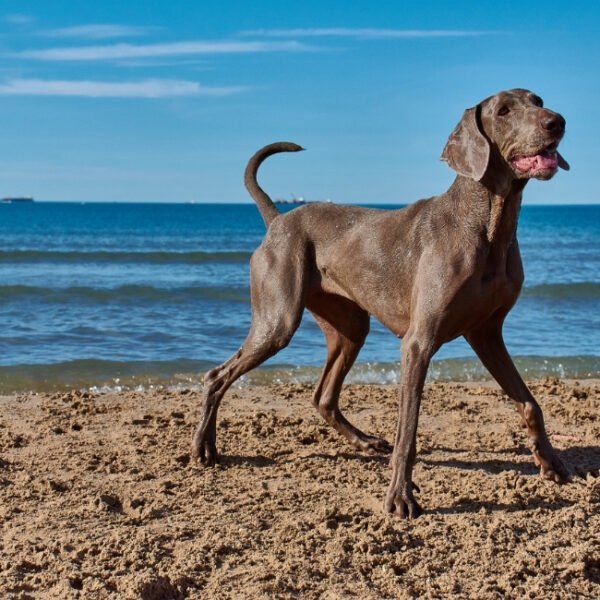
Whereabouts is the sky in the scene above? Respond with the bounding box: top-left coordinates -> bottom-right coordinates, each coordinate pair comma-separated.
0,1 -> 599,204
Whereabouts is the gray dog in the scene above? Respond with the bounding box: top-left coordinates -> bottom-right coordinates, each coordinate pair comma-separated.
193,88 -> 570,518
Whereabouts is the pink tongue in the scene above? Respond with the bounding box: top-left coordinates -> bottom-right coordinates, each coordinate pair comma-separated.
513,152 -> 558,171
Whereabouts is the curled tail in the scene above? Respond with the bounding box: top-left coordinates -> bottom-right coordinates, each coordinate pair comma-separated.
244,141 -> 304,227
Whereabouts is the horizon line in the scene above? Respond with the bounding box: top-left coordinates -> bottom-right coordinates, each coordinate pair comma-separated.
5,199 -> 598,206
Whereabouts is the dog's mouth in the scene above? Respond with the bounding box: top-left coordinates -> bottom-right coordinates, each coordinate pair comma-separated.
510,143 -> 569,179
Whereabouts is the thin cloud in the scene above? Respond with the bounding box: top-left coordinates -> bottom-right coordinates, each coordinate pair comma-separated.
114,58 -> 214,68
242,27 -> 499,39
40,24 -> 156,40
16,39 -> 311,61
0,78 -> 247,98
4,13 -> 35,26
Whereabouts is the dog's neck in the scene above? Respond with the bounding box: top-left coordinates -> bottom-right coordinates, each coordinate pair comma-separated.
484,181 -> 526,246
449,175 -> 527,247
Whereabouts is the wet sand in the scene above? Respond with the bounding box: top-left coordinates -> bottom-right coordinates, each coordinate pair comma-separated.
1,379 -> 599,599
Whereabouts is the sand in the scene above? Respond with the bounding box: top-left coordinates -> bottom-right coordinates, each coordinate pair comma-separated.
0,378 -> 598,599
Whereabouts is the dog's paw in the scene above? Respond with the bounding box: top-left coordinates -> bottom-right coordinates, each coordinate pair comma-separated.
191,437 -> 219,467
540,453 -> 570,484
355,434 -> 393,455
531,441 -> 570,484
384,483 -> 423,519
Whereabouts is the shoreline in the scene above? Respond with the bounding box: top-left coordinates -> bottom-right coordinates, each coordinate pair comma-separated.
1,355 -> 599,395
1,378 -> 599,597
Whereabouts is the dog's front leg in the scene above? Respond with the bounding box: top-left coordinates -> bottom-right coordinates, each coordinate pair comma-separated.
465,321 -> 569,483
384,333 -> 434,519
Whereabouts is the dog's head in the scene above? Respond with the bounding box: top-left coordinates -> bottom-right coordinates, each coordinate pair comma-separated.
441,89 -> 569,183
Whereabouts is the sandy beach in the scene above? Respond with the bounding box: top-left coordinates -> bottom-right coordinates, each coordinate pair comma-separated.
0,378 -> 598,599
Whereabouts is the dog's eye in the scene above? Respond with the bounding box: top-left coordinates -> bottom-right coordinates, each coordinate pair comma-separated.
498,105 -> 510,116
531,95 -> 544,107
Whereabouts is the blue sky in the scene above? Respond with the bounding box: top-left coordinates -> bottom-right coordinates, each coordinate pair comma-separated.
0,1 -> 598,203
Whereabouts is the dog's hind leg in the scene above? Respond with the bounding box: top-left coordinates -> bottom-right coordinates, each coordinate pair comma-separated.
308,294 -> 393,454
192,245 -> 307,466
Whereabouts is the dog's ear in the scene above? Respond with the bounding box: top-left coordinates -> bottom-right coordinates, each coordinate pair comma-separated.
441,106 -> 490,181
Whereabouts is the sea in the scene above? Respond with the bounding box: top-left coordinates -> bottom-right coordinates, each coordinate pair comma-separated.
0,202 -> 598,394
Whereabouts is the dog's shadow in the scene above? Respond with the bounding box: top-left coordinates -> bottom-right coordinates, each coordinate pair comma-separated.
433,497 -> 577,516
213,446 -> 599,524
218,445 -> 600,477
218,448 -> 391,469
302,451 -> 390,465
219,454 -> 277,468
559,445 -> 600,477
422,444 -> 600,478
420,444 -> 599,516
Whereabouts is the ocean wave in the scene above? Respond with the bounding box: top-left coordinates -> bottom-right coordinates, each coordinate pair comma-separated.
0,355 -> 598,394
0,284 -> 250,304
247,356 -> 600,386
0,358 -> 211,394
0,249 -> 252,265
2,280 -> 597,305
521,282 -> 600,299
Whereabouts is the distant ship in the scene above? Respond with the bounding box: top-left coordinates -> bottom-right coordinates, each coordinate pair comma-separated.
1,196 -> 34,203
274,195 -> 332,205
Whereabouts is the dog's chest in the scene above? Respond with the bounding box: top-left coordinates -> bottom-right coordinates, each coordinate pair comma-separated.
466,244 -> 523,322
436,241 -> 524,339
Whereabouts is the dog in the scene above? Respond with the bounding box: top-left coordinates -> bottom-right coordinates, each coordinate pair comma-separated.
193,89 -> 570,518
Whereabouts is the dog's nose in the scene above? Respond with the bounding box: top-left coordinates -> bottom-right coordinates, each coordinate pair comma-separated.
540,112 -> 565,134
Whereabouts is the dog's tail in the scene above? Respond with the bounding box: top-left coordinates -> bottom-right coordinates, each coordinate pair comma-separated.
244,141 -> 304,227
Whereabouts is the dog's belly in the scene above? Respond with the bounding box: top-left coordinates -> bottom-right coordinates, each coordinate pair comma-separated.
317,264 -> 522,345
316,272 -> 412,337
